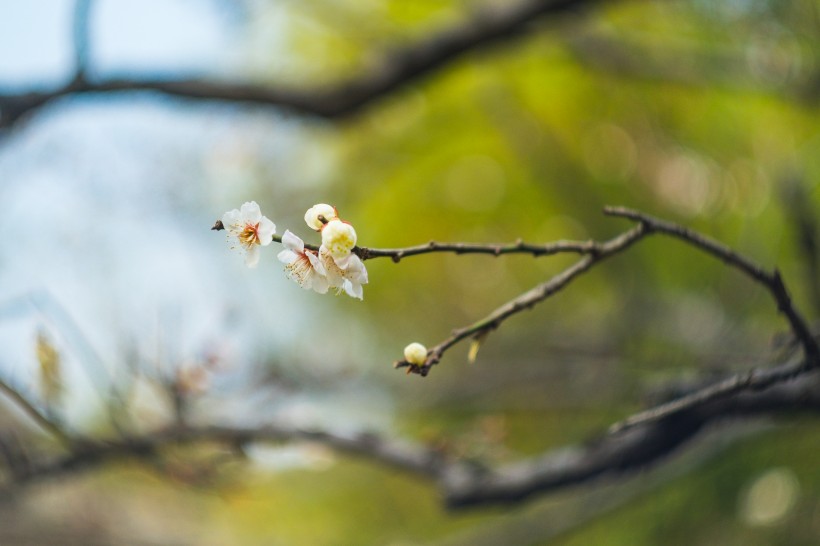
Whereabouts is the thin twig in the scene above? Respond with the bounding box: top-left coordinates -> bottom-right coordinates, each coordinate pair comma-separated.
395,223 -> 649,375
603,206 -> 820,368
0,376 -> 73,447
357,239 -> 597,262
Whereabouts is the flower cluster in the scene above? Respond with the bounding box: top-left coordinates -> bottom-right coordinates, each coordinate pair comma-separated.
222,201 -> 368,300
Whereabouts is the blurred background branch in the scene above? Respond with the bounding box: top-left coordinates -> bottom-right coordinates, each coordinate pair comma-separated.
0,0 -> 603,129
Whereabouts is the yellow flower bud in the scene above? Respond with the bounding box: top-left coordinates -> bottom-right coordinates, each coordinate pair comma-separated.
321,219 -> 357,263
403,342 -> 428,365
304,203 -> 338,231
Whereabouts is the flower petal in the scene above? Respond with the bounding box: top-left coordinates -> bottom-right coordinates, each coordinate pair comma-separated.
312,275 -> 329,294
333,252 -> 352,270
257,216 -> 276,245
281,230 -> 304,253
343,279 -> 363,300
222,209 -> 242,231
245,245 -> 261,268
277,249 -> 298,265
240,201 -> 262,223
307,251 -> 326,276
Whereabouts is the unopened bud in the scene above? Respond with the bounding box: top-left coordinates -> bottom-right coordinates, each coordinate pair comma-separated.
403,342 -> 428,365
321,219 -> 357,261
305,203 -> 338,231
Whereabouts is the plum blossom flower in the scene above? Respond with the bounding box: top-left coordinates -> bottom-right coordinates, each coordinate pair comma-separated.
321,219 -> 357,268
277,230 -> 329,294
222,201 -> 276,268
321,247 -> 368,300
304,203 -> 338,231
403,342 -> 428,366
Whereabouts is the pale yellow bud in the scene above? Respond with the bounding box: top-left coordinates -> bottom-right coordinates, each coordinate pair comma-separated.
403,342 -> 428,365
321,219 -> 357,262
304,203 -> 338,231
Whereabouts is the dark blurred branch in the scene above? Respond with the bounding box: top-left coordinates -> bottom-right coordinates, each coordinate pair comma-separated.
565,28 -> 819,106
0,376 -> 72,447
0,0 -> 602,129
2,366 -> 818,509
443,365 -> 820,508
0,423 -> 443,497
608,358 -> 809,434
779,175 -> 820,317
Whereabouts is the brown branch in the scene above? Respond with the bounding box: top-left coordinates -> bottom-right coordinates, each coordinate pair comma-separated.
0,0 -> 602,128
356,239 -> 597,262
396,206 -> 819,381
395,223 -> 649,375
603,206 -> 820,368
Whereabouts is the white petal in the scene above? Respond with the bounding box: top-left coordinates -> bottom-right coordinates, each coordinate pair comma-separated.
277,249 -> 298,265
343,279 -> 363,300
333,252 -> 352,270
257,216 -> 276,245
307,251 -> 326,276
344,254 -> 368,283
240,201 -> 262,223
312,275 -> 329,294
245,245 -> 260,268
222,209 -> 242,232
281,230 -> 304,253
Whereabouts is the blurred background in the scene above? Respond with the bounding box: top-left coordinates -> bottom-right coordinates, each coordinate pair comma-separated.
1,0 -> 819,544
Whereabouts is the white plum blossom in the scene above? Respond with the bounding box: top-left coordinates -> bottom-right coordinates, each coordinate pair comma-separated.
222,201 -> 276,268
321,219 -> 357,268
277,230 -> 329,294
321,247 -> 368,300
304,203 -> 338,231
403,342 -> 428,365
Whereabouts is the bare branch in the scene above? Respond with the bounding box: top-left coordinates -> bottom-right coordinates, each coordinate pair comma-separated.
356,239 -> 597,262
0,0 -> 601,128
395,223 -> 649,375
2,367 -> 818,509
604,206 -> 820,368
608,358 -> 808,434
443,366 -> 820,508
0,423 -> 443,496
